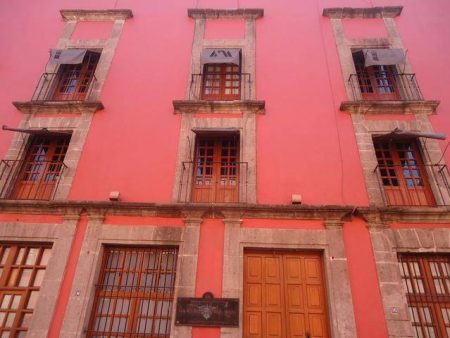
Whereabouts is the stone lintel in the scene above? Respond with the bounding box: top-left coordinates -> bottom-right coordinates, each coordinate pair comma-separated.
60,9 -> 133,21
323,6 -> 403,19
187,8 -> 264,20
340,100 -> 440,115
173,100 -> 265,114
12,101 -> 104,114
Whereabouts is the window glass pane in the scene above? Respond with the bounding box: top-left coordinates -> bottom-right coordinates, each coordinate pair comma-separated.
0,248 -> 10,265
25,249 -> 39,265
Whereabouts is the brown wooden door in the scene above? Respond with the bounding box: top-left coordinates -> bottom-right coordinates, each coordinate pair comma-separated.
12,135 -> 70,200
53,52 -> 99,101
191,136 -> 239,203
202,64 -> 241,101
244,251 -> 330,338
375,140 -> 435,206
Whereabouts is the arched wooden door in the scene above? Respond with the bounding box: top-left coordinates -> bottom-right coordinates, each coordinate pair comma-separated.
244,250 -> 330,338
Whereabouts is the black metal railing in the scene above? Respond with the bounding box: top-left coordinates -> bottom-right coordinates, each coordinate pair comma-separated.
349,73 -> 423,101
31,72 -> 97,102
0,159 -> 67,200
188,73 -> 251,101
178,161 -> 248,203
374,164 -> 450,207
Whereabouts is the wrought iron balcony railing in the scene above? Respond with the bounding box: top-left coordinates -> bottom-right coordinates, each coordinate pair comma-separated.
0,159 -> 67,200
188,73 -> 252,101
178,161 -> 249,203
31,72 -> 97,102
349,73 -> 423,101
374,163 -> 450,207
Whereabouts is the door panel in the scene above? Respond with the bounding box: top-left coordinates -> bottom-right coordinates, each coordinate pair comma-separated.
244,251 -> 329,338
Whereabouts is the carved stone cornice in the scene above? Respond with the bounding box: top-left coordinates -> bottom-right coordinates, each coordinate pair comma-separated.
0,200 -> 354,221
323,6 -> 402,19
188,8 -> 264,20
60,9 -> 133,21
13,101 -> 104,114
359,207 -> 450,224
1,201 -> 447,226
173,100 -> 265,115
340,100 -> 440,115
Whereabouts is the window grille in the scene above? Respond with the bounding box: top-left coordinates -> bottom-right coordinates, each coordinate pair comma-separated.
87,246 -> 178,337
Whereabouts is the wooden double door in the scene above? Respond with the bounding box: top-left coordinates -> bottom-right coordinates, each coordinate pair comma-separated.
244,251 -> 329,338
191,135 -> 239,203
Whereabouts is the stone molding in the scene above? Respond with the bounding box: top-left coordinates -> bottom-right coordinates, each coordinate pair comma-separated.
1,200 -> 449,225
360,207 -> 450,224
12,101 -> 104,114
60,9 -> 133,21
323,6 -> 402,19
187,8 -> 263,19
221,221 -> 358,337
0,200 -> 353,220
340,100 -> 440,115
173,100 -> 265,114
58,219 -> 195,338
0,217 -> 79,336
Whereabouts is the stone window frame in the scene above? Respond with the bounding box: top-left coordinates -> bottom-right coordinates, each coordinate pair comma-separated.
220,219 -> 357,338
352,116 -> 450,207
172,116 -> 257,204
186,9 -> 263,102
324,6 -> 439,115
368,224 -> 450,337
1,115 -> 93,200
172,9 -> 264,205
59,219 -> 200,338
325,11 -> 414,103
0,217 -> 78,337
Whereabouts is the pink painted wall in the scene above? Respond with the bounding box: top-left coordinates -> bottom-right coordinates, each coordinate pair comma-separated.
343,217 -> 389,338
2,0 -> 450,336
193,218 -> 224,338
1,0 -> 449,207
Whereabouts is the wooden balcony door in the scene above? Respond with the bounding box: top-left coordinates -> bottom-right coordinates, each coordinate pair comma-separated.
191,135 -> 239,203
375,140 -> 436,206
12,135 -> 70,200
244,251 -> 330,338
353,51 -> 398,100
202,63 -> 241,101
53,51 -> 99,101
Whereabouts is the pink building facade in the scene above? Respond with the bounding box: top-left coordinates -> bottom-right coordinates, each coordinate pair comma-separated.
0,0 -> 449,337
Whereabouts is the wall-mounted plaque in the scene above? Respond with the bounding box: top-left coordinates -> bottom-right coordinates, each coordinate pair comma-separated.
175,292 -> 239,327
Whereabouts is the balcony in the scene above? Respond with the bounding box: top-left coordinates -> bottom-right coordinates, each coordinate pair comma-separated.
173,73 -> 264,114
348,73 -> 423,101
12,59 -> 104,114
374,163 -> 450,207
188,73 -> 252,101
31,72 -> 97,102
0,159 -> 67,200
340,73 -> 439,114
177,161 -> 249,203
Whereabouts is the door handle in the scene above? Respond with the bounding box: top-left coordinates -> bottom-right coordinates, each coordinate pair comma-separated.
306,332 -> 311,338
